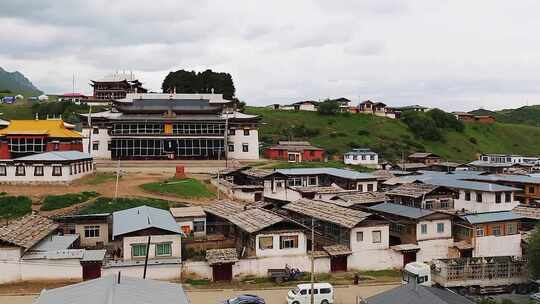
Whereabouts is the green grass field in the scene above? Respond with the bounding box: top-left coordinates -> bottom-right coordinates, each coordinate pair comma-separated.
0,196 -> 32,219
0,102 -> 34,119
82,172 -> 117,185
140,178 -> 215,198
78,196 -> 183,214
261,160 -> 372,172
40,191 -> 100,211
247,107 -> 540,162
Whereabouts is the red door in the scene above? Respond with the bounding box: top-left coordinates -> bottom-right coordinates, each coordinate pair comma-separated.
82,263 -> 102,281
403,252 -> 417,267
330,256 -> 348,272
212,263 -> 233,281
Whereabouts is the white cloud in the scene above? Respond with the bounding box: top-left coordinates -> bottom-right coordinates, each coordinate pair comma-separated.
1,0 -> 540,111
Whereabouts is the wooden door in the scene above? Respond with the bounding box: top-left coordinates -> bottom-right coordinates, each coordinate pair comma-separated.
212,263 -> 233,281
330,256 -> 348,272
82,263 -> 102,281
403,252 -> 417,267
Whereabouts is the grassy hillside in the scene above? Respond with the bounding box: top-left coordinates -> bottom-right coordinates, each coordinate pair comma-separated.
471,105 -> 540,127
0,67 -> 42,96
247,107 -> 540,162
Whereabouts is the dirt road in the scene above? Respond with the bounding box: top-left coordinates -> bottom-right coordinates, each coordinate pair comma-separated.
0,284 -> 398,304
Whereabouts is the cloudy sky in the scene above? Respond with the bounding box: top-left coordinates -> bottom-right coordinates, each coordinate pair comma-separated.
1,0 -> 540,111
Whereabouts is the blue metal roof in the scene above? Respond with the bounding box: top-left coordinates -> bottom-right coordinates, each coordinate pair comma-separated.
462,211 -> 522,224
275,167 -> 376,180
369,202 -> 436,219
112,205 -> 181,238
15,151 -> 92,161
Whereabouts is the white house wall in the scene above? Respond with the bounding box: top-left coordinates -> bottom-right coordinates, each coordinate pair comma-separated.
474,234 -> 522,257
416,219 -> 452,242
255,232 -> 307,257
344,154 -> 379,166
102,263 -> 181,280
233,255 -> 330,278
0,162 -> 93,184
417,238 -> 453,262
0,259 -> 82,284
454,190 -> 519,212
349,225 -> 403,270
227,128 -> 259,160
121,235 -> 182,261
82,127 -> 111,159
75,223 -> 109,247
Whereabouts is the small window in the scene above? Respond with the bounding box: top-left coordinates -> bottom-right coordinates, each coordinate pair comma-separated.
356,231 -> 364,242
437,223 -> 445,233
243,129 -> 250,136
464,191 -> 471,201
320,288 -> 331,294
505,192 -> 512,203
92,141 -> 99,151
259,236 -> 274,250
53,142 -> 59,151
529,186 -> 535,194
193,221 -> 205,232
280,235 -> 299,249
421,224 -> 428,234
308,176 -> 317,186
84,225 -> 100,238
492,225 -> 501,236
155,243 -> 172,256
370,155 -> 375,160
92,128 -> 99,135
476,227 -> 484,237
300,290 -> 307,295
107,141 -> 112,151
357,184 -> 363,192
506,223 -> 517,235
15,165 -> 25,176
0,166 -> 6,176
228,144 -> 234,152
372,230 -> 381,243
495,193 -> 502,204
132,244 -> 148,257
242,144 -> 249,152
34,166 -> 44,176
228,129 -> 236,136
367,184 -> 374,192
476,192 -> 483,203
52,166 -> 62,176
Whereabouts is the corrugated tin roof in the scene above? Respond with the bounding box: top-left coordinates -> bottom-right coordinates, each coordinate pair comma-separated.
34,275 -> 190,304
29,234 -> 79,252
462,211 -> 522,224
275,168 -> 376,180
369,203 -> 437,220
283,198 -> 371,228
367,283 -> 474,304
22,249 -> 85,260
0,120 -> 81,138
331,192 -> 387,207
14,151 -> 92,162
112,206 -> 181,238
425,177 -> 520,192
81,249 -> 107,262
409,152 -> 439,158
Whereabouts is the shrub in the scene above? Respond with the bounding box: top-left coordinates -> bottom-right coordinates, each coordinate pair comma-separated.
401,111 -> 443,141
469,137 -> 478,145
79,197 -> 177,214
427,108 -> 465,132
41,191 -> 100,211
317,100 -> 340,115
357,129 -> 370,136
0,196 -> 32,219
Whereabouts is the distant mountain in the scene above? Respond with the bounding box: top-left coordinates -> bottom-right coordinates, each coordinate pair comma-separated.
0,67 -> 42,96
470,106 -> 540,127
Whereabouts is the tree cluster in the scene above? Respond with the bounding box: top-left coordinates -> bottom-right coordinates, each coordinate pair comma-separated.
161,69 -> 236,100
317,99 -> 340,115
401,108 -> 464,141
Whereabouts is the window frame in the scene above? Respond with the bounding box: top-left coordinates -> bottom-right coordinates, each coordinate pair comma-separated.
372,230 -> 382,243
52,165 -> 62,176
437,222 -> 445,233
15,165 -> 25,176
258,236 -> 274,250
356,231 -> 364,242
155,243 -> 172,257
420,224 -> 428,235
0,165 -> 6,176
242,143 -> 249,152
84,225 -> 100,238
193,220 -> 205,232
280,235 -> 299,249
34,165 -> 44,176
131,244 -> 148,258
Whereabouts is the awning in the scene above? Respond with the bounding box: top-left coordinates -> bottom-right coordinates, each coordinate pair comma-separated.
323,245 -> 353,256
391,244 -> 421,252
453,241 -> 474,250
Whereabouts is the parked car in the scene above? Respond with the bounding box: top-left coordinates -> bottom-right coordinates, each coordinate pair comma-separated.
223,294 -> 265,304
530,292 -> 540,302
287,283 -> 334,304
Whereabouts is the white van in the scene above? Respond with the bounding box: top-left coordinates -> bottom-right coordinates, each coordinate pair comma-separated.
287,283 -> 334,304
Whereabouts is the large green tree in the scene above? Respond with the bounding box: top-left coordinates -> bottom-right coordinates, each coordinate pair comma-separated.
161,69 -> 236,100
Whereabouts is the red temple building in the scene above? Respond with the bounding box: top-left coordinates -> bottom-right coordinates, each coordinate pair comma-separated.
0,120 -> 83,159
90,72 -> 147,101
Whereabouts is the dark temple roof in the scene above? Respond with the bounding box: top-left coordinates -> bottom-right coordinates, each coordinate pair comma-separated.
114,98 -> 222,114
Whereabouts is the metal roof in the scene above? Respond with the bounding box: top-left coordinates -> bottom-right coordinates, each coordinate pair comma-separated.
331,192 -> 387,207
283,198 -> 371,228
275,168 -> 376,180
81,249 -> 107,262
366,283 -> 474,304
14,151 -> 92,162
29,234 -> 79,252
424,177 -> 520,192
462,211 -> 522,224
0,120 -> 81,138
369,203 -> 437,220
204,201 -> 284,233
386,183 -> 444,198
112,206 -> 181,238
34,275 -> 190,304
469,174 -> 540,185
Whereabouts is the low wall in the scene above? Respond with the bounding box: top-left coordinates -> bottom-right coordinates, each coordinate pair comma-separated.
348,249 -> 403,271
0,260 -> 82,284
102,263 -> 181,280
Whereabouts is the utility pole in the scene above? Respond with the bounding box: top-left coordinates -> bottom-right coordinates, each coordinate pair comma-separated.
87,106 -> 92,155
310,217 -> 315,304
114,160 -> 121,200
142,235 -> 151,279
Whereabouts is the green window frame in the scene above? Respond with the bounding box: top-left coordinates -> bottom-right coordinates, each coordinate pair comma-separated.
132,244 -> 148,258
156,243 -> 172,256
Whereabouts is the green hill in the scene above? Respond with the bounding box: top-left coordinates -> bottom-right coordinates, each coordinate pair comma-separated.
0,67 -> 42,96
246,107 -> 540,163
470,105 -> 540,127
